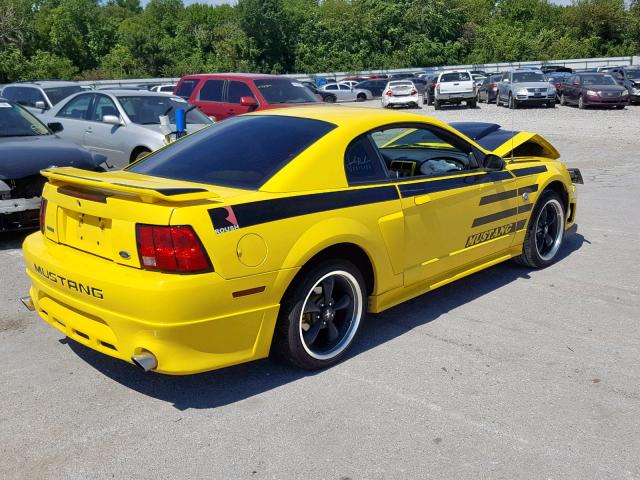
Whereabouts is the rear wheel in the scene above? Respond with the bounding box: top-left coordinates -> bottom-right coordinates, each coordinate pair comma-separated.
324,94 -> 337,104
517,190 -> 566,268
131,148 -> 151,163
273,260 -> 366,370
356,93 -> 366,102
468,99 -> 477,109
425,92 -> 433,105
560,93 -> 567,106
434,98 -> 441,110
496,93 -> 502,107
615,104 -> 626,110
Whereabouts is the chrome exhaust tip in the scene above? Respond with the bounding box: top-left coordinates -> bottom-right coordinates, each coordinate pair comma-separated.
20,296 -> 35,311
131,352 -> 158,372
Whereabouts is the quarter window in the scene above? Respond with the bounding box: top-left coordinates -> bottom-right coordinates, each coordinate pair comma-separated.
344,136 -> 388,184
175,79 -> 199,99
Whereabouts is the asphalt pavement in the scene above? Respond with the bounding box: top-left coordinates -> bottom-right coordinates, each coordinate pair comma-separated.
1,100 -> 639,479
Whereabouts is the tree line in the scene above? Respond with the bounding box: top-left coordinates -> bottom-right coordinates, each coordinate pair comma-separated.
1,0 -> 639,83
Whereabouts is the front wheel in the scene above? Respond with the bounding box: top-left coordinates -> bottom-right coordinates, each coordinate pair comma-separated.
468,99 -> 477,109
496,93 -> 502,106
434,99 -> 441,110
273,260 -> 366,369
356,93 -> 366,102
508,94 -> 517,109
517,190 -> 566,268
560,93 -> 567,106
578,95 -> 585,109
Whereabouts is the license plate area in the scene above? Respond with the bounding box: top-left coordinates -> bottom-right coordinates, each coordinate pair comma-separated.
59,209 -> 113,258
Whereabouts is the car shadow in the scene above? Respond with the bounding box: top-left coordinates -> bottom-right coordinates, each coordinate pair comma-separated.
0,229 -> 35,251
66,232 -> 586,410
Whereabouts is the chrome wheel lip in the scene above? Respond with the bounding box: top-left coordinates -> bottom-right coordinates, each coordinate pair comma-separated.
534,198 -> 564,261
298,270 -> 362,361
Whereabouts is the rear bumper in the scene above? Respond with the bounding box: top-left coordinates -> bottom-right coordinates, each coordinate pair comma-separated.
0,197 -> 40,231
385,95 -> 420,105
436,92 -> 475,102
23,233 -> 290,374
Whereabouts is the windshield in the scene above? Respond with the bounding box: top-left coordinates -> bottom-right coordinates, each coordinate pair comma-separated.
117,96 -> 211,125
44,86 -> 84,105
581,75 -> 617,86
254,79 -> 317,104
625,69 -> 640,80
512,72 -> 546,83
0,101 -> 50,137
127,115 -> 336,189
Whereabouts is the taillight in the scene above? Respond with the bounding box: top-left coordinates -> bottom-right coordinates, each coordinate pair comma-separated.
39,198 -> 47,235
436,83 -> 440,93
410,89 -> 417,95
555,83 -> 561,89
136,225 -> 212,274
490,83 -> 496,89
386,90 -> 393,96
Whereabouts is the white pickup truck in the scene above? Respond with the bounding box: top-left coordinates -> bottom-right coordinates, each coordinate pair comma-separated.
433,70 -> 477,110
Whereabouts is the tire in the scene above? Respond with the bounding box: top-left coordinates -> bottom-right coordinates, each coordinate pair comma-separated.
468,99 -> 477,109
508,94 -> 517,109
547,101 -> 556,108
615,104 -> 625,110
578,95 -> 585,109
426,92 -> 433,106
272,260 -> 366,370
517,190 -> 566,268
478,92 -> 485,103
560,93 -> 567,106
131,148 -> 151,163
496,93 -> 502,107
356,93 -> 366,102
434,99 -> 441,110
324,94 -> 336,104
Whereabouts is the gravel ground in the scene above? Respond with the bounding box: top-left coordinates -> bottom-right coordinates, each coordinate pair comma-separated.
1,101 -> 639,480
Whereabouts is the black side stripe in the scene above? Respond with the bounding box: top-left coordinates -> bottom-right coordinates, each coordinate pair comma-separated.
479,183 -> 539,206
512,166 -> 547,177
472,203 -> 533,227
398,171 -> 512,198
216,185 -> 399,229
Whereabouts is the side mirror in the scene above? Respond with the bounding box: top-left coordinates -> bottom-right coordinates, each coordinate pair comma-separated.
35,100 -> 47,110
208,115 -> 216,122
572,81 -> 580,85
102,115 -> 122,126
47,122 -> 64,133
503,79 -> 510,84
484,154 -> 505,171
240,96 -> 258,108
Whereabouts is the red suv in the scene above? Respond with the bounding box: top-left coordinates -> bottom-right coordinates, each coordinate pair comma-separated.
173,73 -> 320,121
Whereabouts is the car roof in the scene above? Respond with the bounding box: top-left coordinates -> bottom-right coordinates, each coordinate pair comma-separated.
5,81 -> 80,88
93,89 -> 180,96
180,73 -> 290,80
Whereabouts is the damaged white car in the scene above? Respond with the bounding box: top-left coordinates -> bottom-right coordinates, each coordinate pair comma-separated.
0,99 -> 105,231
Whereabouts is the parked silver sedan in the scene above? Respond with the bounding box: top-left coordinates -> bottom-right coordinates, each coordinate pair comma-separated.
41,90 -> 213,169
319,83 -> 373,102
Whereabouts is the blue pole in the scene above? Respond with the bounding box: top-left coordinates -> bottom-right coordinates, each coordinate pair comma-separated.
175,108 -> 186,138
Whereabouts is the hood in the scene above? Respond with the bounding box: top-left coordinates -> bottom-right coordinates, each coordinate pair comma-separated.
450,122 -> 560,160
0,135 -> 102,180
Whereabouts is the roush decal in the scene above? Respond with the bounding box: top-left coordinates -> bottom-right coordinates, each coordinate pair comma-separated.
465,220 -> 527,247
33,264 -> 104,299
207,185 -> 399,231
472,203 -> 533,227
210,206 -> 240,234
478,184 -> 538,206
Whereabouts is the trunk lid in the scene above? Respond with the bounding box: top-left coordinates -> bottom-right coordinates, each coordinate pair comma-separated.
40,167 -> 245,267
439,80 -> 474,94
389,84 -> 414,96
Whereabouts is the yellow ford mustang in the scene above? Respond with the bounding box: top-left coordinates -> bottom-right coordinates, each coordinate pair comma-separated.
22,107 -> 582,374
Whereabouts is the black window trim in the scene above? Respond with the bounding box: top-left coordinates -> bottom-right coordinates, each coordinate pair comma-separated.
87,93 -> 121,124
227,79 -> 261,108
197,79 -> 227,103
344,122 -> 487,187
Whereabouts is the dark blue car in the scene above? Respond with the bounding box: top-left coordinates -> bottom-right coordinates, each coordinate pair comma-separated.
0,98 -> 105,231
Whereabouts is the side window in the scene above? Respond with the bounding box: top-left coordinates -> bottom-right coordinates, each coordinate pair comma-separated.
9,87 -> 33,107
2,87 -> 19,102
227,81 -> 255,104
91,95 -> 119,122
370,125 -> 475,178
339,84 -> 351,91
57,94 -> 93,119
344,136 -> 388,184
198,80 -> 224,102
501,72 -> 509,82
325,84 -> 337,91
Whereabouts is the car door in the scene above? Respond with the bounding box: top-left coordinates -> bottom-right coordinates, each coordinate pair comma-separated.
53,93 -> 95,147
225,80 -> 259,117
338,83 -> 355,101
194,79 -> 227,120
369,124 -> 518,286
82,93 -> 128,164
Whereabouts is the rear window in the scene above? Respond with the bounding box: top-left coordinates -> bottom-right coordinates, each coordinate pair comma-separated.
175,79 -> 199,99
440,72 -> 471,82
128,115 -> 336,189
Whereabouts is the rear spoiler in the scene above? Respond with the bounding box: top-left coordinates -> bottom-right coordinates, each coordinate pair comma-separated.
41,168 -> 219,203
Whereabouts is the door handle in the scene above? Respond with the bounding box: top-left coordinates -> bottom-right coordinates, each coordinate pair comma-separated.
414,194 -> 431,205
